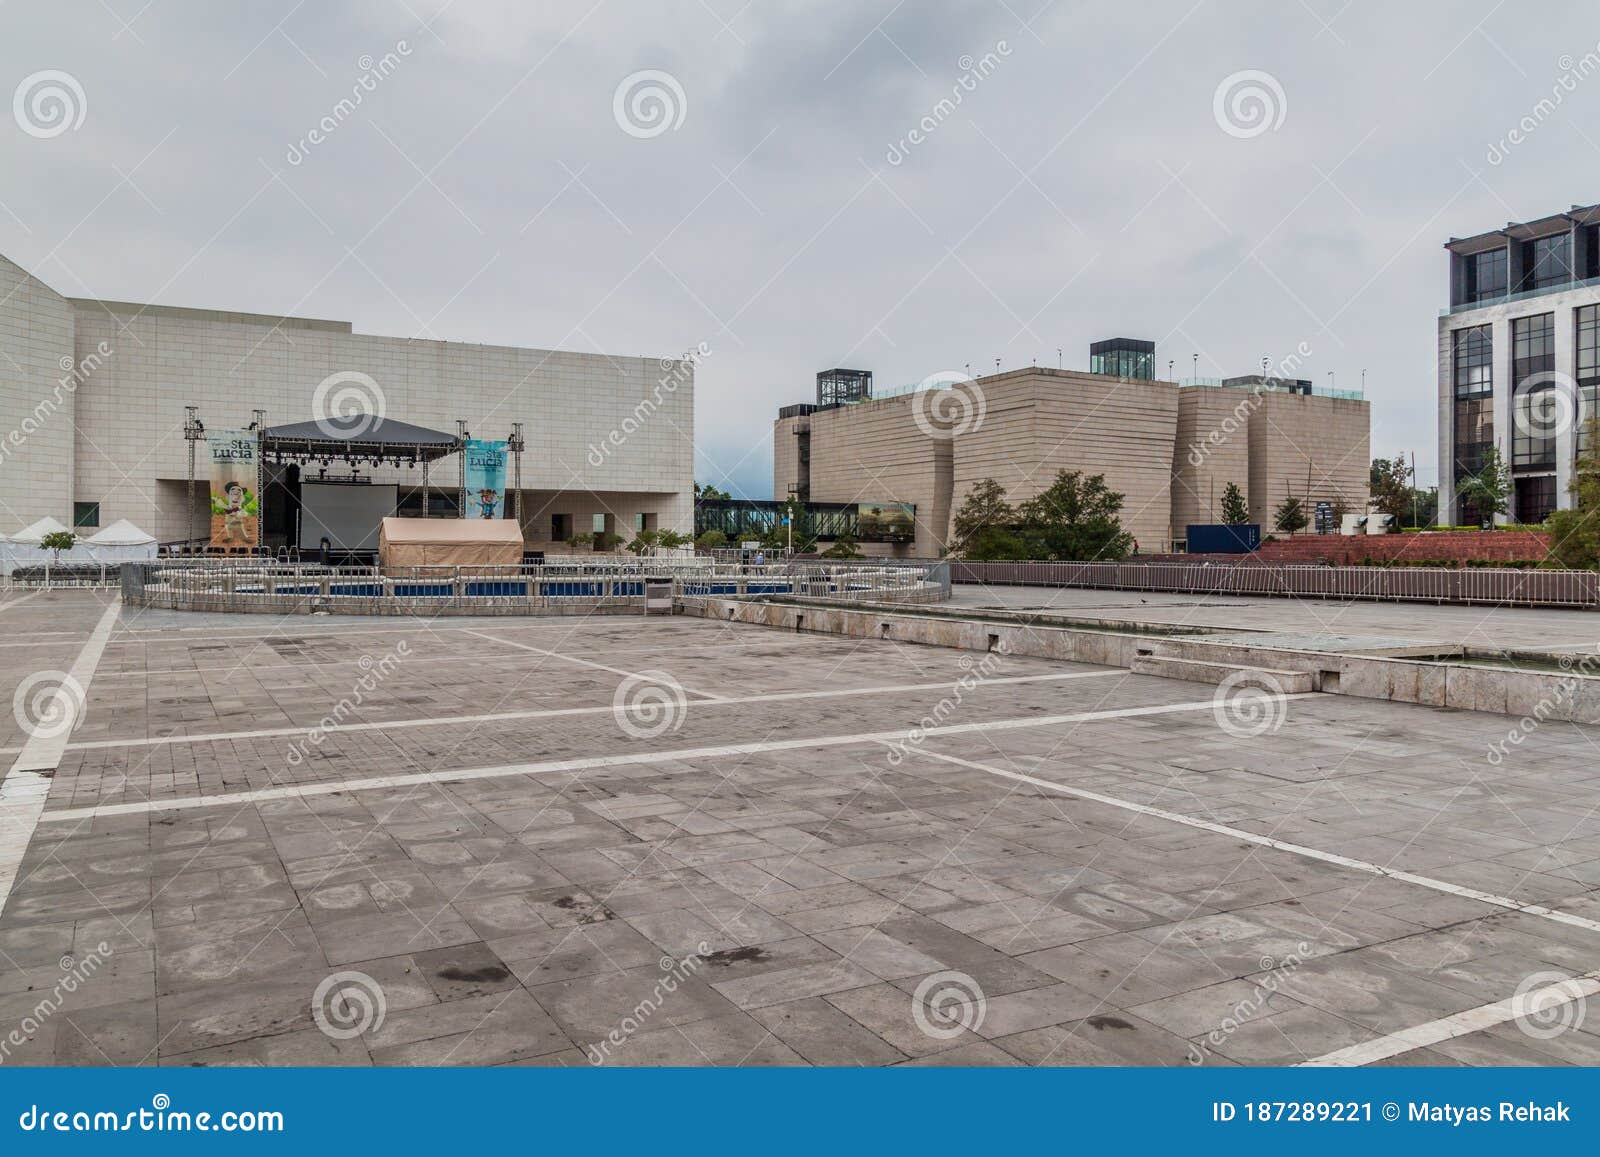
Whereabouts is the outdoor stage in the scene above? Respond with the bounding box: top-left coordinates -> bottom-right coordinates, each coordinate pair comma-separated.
182,408 -> 526,562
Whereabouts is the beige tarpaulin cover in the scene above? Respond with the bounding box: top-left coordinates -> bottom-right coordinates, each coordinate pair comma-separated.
378,517 -> 523,568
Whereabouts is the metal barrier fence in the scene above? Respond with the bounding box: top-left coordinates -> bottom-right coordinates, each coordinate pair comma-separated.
121,560 -> 948,614
948,560 -> 1600,609
4,563 -> 125,590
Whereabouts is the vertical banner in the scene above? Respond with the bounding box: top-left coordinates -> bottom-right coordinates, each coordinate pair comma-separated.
463,438 -> 509,519
207,429 -> 259,548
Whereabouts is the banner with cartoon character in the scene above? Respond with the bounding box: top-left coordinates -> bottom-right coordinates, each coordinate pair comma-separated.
463,439 -> 508,519
207,430 -> 259,548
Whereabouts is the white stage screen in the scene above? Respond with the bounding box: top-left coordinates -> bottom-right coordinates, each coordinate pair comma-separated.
298,483 -> 398,551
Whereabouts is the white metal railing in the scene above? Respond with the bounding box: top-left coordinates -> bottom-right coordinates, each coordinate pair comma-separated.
949,559 -> 1598,609
121,559 -> 948,613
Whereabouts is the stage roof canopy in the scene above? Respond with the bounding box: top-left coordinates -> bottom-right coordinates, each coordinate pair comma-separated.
262,414 -> 460,464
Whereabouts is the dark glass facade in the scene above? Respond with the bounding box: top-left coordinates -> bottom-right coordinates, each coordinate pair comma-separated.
1524,234 -> 1573,291
1515,474 -> 1557,523
1580,304 -> 1600,458
1089,338 -> 1155,380
1451,325 -> 1493,525
1463,248 -> 1508,303
1511,313 -> 1557,469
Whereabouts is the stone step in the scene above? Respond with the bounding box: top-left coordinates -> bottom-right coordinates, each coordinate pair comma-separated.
1130,654 -> 1318,694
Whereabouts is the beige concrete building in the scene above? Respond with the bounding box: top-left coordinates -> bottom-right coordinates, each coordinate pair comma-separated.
948,371 -> 1179,553
1243,389 -> 1371,528
773,365 -> 1370,555
0,252 -> 694,550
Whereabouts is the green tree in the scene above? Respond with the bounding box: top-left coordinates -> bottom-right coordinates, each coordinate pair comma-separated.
949,479 -> 1027,560
1015,470 -> 1134,561
39,530 -> 75,560
1273,495 -> 1309,536
759,499 -> 814,554
820,533 -> 861,559
1219,481 -> 1249,525
1369,455 -> 1415,522
694,481 -> 731,501
694,529 -> 727,551
655,529 -> 691,551
1547,418 -> 1600,567
1410,486 -> 1439,529
625,529 -> 661,555
1455,446 -> 1511,524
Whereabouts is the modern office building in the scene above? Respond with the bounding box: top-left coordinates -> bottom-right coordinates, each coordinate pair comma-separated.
0,252 -> 694,550
774,345 -> 1370,555
1438,203 -> 1600,525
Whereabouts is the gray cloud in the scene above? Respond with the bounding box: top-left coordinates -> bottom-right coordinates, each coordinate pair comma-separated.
3,0 -> 1593,497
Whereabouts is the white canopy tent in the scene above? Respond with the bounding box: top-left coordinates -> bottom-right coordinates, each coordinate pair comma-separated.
82,519 -> 158,563
1,515 -> 155,574
9,516 -> 71,545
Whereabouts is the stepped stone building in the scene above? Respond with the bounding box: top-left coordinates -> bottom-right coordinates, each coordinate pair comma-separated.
774,362 -> 1370,556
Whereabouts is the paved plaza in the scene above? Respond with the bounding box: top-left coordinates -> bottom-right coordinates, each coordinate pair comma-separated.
951,583 -> 1600,652
2,588 -> 1600,1066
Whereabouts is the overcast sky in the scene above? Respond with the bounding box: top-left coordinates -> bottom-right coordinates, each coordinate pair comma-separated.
3,0 -> 1595,498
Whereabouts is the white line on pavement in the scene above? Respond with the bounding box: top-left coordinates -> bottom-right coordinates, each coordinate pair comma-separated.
1298,971 -> 1600,1066
1,670 -> 1123,755
901,746 -> 1600,938
461,628 -> 726,697
39,692 -> 1315,821
0,597 -> 121,915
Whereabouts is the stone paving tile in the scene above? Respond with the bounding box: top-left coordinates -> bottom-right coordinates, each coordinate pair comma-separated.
588,1011 -> 805,1067
527,964 -> 743,1045
750,997 -> 910,1065
366,989 -> 572,1065
10,592 -> 1600,1066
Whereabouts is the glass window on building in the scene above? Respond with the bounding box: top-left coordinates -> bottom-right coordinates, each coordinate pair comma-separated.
1512,313 -> 1555,388
1465,248 -> 1507,303
1515,474 -> 1557,524
1453,396 -> 1494,477
1513,387 -> 1559,468
1579,305 -> 1600,458
1088,339 -> 1154,380
1512,312 -> 1558,469
1452,325 -> 1492,396
72,501 -> 99,528
1525,233 -> 1573,291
